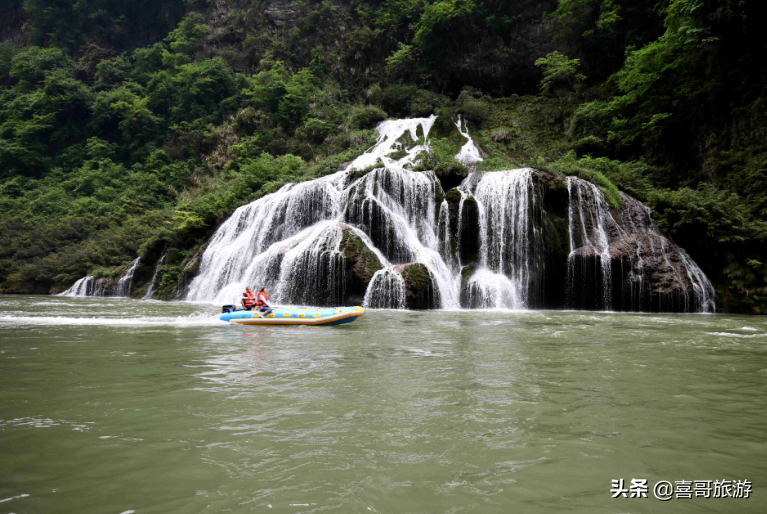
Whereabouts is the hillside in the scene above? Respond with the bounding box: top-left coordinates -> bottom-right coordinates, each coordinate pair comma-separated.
0,0 -> 765,313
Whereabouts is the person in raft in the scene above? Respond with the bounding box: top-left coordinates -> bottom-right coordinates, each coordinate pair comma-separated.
241,287 -> 257,311
256,287 -> 273,316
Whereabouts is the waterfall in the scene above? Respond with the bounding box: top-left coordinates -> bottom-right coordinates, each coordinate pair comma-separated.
275,222 -> 347,306
455,115 -> 484,165
468,169 -> 541,308
464,268 -> 522,310
566,177 -> 619,310
344,117 -> 450,308
185,171 -> 348,301
455,187 -> 469,266
59,276 -> 110,297
677,248 -> 716,312
175,115 -> 713,313
59,276 -> 94,297
436,200 -> 455,269
343,167 -> 458,309
364,268 -> 406,309
143,254 -> 166,300
92,278 -> 108,297
185,164 -> 459,308
565,177 -> 715,312
115,258 -> 140,298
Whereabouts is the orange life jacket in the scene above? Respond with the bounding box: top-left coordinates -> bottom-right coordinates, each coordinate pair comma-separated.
242,291 -> 256,307
257,291 -> 268,308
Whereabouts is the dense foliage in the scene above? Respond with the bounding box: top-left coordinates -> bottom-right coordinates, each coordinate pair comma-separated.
0,0 -> 764,312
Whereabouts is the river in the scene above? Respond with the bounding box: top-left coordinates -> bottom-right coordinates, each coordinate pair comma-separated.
1,296 -> 765,513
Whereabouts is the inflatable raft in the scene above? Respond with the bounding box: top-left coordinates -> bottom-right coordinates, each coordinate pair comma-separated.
220,306 -> 364,326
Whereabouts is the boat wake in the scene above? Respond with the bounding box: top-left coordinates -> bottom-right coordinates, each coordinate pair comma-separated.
0,313 -> 221,327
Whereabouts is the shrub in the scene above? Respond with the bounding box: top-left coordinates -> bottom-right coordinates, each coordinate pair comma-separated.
457,100 -> 490,122
350,105 -> 387,129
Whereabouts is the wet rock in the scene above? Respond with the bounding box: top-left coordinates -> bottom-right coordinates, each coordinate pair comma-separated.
171,242 -> 208,300
531,169 -> 570,308
339,225 -> 384,306
458,196 -> 480,265
458,264 -> 477,308
434,164 -> 468,192
444,188 -> 481,266
337,161 -> 353,172
608,233 -> 710,312
394,263 -> 439,309
562,176 -> 714,312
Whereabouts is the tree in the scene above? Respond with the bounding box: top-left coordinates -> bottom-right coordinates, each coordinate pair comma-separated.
9,46 -> 71,85
534,51 -> 586,95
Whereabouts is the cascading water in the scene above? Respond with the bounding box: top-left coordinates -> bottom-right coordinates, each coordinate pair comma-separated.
59,276 -> 94,297
468,169 -> 542,309
677,248 -> 716,312
464,268 -> 522,310
566,177 -> 618,310
364,268 -> 407,309
565,177 -> 715,312
348,116 -> 437,172
437,200 -> 453,267
92,279 -> 108,297
185,171 -> 348,303
455,115 -> 484,165
68,114 -> 713,313
275,221 -> 347,306
59,276 -> 109,297
342,167 -> 459,308
143,254 -> 166,300
187,117 -> 464,308
114,258 -> 141,298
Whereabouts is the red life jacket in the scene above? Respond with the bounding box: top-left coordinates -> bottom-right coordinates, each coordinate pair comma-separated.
242,291 -> 256,307
257,291 -> 268,308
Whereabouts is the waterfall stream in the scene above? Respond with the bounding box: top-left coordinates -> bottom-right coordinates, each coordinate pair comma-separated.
59,276 -> 95,297
114,258 -> 141,298
364,268 -> 407,309
143,254 -> 166,300
471,169 -> 540,309
455,115 -> 484,165
566,177 -> 618,310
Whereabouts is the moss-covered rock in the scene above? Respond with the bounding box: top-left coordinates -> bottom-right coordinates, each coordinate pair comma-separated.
394,263 -> 439,309
339,225 -> 384,306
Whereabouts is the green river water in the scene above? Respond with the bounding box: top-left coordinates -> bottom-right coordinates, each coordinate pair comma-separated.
0,296 -> 765,513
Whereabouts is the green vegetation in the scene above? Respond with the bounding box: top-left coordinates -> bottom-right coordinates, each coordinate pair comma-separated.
534,52 -> 586,95
0,0 -> 765,313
